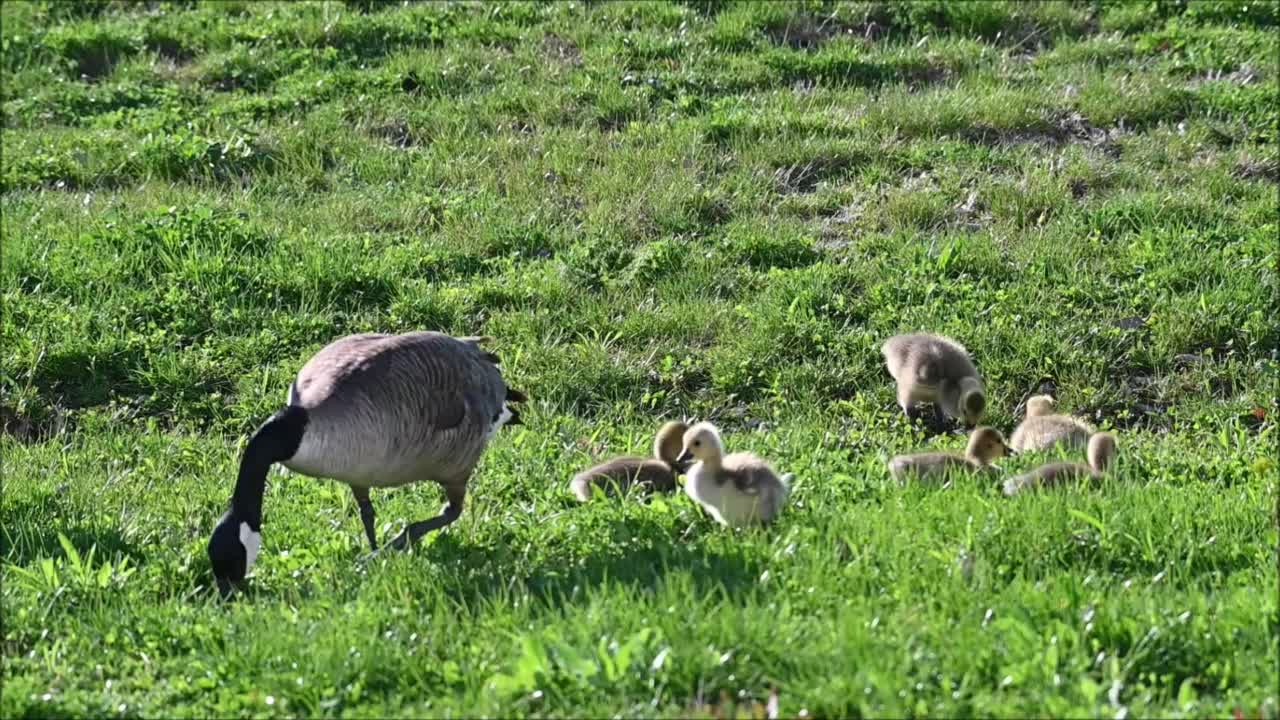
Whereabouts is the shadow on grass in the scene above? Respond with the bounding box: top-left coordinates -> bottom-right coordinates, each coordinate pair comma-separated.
211,507 -> 766,607
0,490 -> 144,568
424,513 -> 766,605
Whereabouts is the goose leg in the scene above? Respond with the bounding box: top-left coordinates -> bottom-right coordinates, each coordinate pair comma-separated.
383,484 -> 466,552
352,486 -> 378,551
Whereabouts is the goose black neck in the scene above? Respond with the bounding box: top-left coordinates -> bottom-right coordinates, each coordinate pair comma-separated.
232,405 -> 309,527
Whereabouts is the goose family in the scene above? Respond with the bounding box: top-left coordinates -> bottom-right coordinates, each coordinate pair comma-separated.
881,333 -> 987,428
678,422 -> 791,528
207,331 -> 525,596
570,421 -> 689,501
1003,432 -> 1118,496
887,426 -> 1009,483
207,327 -> 1126,594
1010,394 -> 1095,452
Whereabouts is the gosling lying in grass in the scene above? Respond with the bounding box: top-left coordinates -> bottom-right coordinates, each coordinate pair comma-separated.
881,333 -> 987,428
569,421 -> 688,501
678,422 -> 791,528
1010,394 -> 1094,453
887,426 -> 1009,483
1003,432 -> 1117,496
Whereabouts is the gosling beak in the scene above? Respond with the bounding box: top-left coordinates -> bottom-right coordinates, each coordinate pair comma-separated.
676,449 -> 693,465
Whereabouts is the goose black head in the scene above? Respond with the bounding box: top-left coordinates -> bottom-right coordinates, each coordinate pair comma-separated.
207,508 -> 261,598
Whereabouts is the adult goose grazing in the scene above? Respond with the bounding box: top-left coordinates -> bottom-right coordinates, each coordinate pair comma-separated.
207,331 -> 526,596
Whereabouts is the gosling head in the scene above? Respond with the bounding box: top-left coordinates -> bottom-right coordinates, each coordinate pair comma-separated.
676,421 -> 724,466
207,508 -> 262,598
1087,432 -> 1118,472
957,377 -> 987,426
1026,395 -> 1056,418
654,420 -> 690,471
964,426 -> 1008,466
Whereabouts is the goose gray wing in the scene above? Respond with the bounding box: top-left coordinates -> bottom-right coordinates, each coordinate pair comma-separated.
286,332 -> 511,486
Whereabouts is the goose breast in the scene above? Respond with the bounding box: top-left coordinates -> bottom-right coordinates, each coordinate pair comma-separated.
285,332 -> 508,487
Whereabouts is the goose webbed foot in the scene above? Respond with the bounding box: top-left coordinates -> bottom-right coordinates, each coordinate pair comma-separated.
383,499 -> 463,551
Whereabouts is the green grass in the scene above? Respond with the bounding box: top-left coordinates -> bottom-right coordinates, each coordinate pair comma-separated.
2,0 -> 1277,716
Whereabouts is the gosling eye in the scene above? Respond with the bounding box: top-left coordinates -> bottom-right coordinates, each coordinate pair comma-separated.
693,440 -> 702,447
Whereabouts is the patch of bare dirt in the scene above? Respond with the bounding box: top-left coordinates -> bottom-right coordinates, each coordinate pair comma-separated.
1189,63 -> 1260,88
1232,154 -> 1278,183
146,37 -> 194,65
2,404 -> 67,444
542,32 -> 582,66
368,119 -> 417,148
772,156 -> 855,195
685,686 -> 781,720
764,13 -> 863,49
507,119 -> 536,135
961,111 -> 1126,158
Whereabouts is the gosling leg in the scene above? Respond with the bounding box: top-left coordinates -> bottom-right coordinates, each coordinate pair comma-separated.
353,486 -> 377,551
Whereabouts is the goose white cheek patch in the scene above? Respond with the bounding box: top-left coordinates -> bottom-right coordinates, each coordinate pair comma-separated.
239,522 -> 262,573
487,405 -> 513,439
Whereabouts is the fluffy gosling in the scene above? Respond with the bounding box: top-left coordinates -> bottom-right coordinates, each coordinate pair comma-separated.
1003,432 -> 1118,496
569,421 -> 688,501
881,333 -> 987,427
678,422 -> 790,528
1010,394 -> 1094,453
887,426 -> 1009,483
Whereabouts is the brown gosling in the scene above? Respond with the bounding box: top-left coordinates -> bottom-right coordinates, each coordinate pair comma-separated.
1010,394 -> 1095,453
887,426 -> 1009,483
678,422 -> 791,528
1003,432 -> 1118,496
569,421 -> 689,502
881,333 -> 987,427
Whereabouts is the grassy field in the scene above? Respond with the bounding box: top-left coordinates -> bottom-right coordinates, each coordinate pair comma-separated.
2,0 -> 1277,716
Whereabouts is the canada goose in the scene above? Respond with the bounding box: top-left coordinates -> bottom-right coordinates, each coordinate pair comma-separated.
881,333 -> 987,428
569,421 -> 689,501
887,426 -> 1008,483
1010,394 -> 1094,452
206,331 -> 526,596
677,422 -> 791,528
1003,432 -> 1117,496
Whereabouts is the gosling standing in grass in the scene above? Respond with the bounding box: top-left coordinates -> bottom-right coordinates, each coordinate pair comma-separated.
881,333 -> 987,428
1003,432 -> 1117,496
1010,394 -> 1094,452
887,426 -> 1009,483
207,332 -> 526,596
678,422 -> 790,528
569,421 -> 689,501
